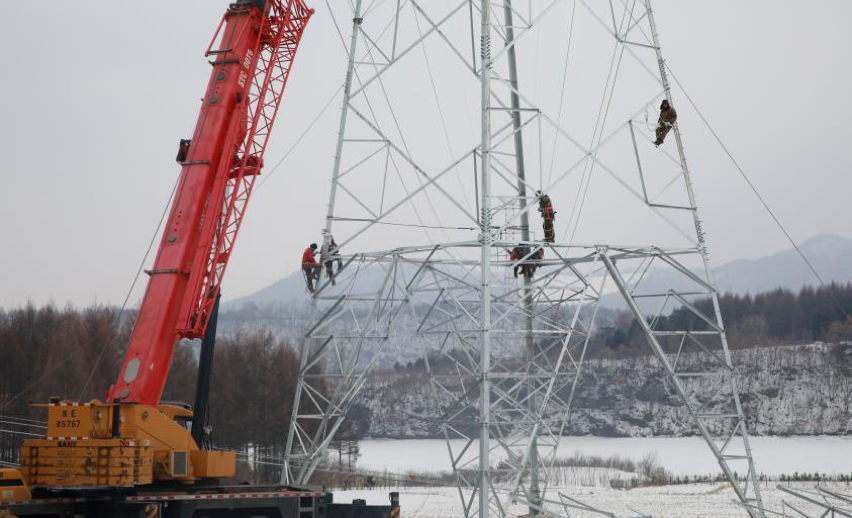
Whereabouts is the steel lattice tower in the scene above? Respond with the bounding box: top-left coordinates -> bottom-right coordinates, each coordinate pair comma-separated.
282,2 -> 766,517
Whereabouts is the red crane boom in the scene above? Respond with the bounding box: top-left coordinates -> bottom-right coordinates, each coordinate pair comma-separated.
108,0 -> 313,406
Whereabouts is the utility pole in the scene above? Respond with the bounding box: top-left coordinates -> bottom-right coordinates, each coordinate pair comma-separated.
502,0 -> 540,513
323,0 -> 364,250
282,0 -> 363,485
478,1 -> 493,517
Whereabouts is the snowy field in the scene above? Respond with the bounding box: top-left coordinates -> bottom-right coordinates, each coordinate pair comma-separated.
334,483 -> 849,518
359,436 -> 852,477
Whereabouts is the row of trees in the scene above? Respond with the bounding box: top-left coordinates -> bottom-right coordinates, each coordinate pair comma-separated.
0,303 -> 306,483
2,283 -> 851,479
598,283 -> 852,351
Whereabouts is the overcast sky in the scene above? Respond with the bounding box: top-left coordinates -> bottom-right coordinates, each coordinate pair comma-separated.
1,1 -> 850,308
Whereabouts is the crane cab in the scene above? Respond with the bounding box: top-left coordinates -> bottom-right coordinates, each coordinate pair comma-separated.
0,468 -> 31,502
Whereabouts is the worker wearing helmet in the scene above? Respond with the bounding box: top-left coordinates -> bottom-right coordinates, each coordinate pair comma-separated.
510,245 -> 545,278
321,236 -> 342,286
302,243 -> 321,293
654,99 -> 677,146
536,191 -> 556,243
510,245 -> 530,278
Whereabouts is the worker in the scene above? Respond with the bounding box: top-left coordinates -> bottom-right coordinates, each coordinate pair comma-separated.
536,191 -> 556,243
654,99 -> 677,146
510,245 -> 529,278
301,243 -> 321,293
321,235 -> 342,286
509,245 -> 544,279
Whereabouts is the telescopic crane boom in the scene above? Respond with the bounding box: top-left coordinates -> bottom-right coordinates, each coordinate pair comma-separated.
10,0 -> 314,491
110,0 -> 312,406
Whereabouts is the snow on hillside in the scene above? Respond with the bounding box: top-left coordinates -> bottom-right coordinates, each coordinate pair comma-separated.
350,343 -> 852,438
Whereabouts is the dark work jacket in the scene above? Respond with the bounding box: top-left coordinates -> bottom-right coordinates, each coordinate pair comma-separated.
659,106 -> 677,125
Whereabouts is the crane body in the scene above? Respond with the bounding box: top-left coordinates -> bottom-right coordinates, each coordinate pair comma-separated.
0,1 -> 398,517
9,0 -> 316,489
113,0 -> 293,407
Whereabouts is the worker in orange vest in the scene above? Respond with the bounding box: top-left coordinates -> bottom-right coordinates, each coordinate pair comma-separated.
302,243 -> 321,293
537,191 -> 556,243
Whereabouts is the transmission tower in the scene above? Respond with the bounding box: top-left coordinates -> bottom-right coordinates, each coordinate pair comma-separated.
283,1 -> 766,517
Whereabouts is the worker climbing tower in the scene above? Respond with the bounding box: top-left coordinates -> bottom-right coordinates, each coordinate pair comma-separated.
283,1 -> 766,517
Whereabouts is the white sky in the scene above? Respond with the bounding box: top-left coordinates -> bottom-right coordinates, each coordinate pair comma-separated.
0,1 -> 850,308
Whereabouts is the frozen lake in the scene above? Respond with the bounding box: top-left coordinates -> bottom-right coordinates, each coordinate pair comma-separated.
358,436 -> 852,477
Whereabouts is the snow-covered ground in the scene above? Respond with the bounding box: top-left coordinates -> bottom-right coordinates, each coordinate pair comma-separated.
359,436 -> 852,477
333,483 -> 850,518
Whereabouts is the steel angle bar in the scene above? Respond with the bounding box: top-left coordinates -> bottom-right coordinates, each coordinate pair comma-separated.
313,254 -> 359,298
619,8 -> 649,40
675,332 -> 731,371
602,251 -> 762,516
304,297 -> 348,338
287,258 -> 417,484
480,0 -> 562,68
488,85 -> 667,239
536,261 -> 608,493
503,254 -> 606,500
818,487 -> 852,506
632,291 -> 706,299
629,119 -> 651,204
578,0 -> 663,87
347,105 -> 480,223
322,0 -> 364,246
350,0 -> 469,98
539,112 -> 698,246
631,121 -> 682,168
654,250 -> 715,291
337,142 -> 389,180
337,181 -> 380,219
718,420 -> 745,454
410,0 -> 476,74
777,486 -> 852,518
667,291 -> 724,333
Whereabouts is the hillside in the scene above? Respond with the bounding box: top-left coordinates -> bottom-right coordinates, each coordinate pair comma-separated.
349,342 -> 852,439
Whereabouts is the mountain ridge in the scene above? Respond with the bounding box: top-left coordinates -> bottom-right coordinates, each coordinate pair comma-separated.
224,233 -> 852,309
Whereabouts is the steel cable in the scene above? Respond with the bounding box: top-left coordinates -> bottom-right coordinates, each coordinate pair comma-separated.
664,64 -> 850,319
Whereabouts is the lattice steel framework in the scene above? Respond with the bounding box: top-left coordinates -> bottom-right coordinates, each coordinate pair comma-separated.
740,486 -> 852,518
282,1 -> 765,517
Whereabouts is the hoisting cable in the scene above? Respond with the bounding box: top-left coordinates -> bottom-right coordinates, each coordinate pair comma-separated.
412,8 -> 472,210
332,217 -> 480,231
0,415 -> 46,426
256,83 -> 344,192
1,175 -> 182,410
339,0 -> 442,246
665,64 -> 850,319
0,428 -> 43,438
78,173 -> 183,398
565,0 -> 634,245
0,418 -> 46,429
561,36 -> 625,244
547,0 -> 578,186
214,445 -> 454,487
